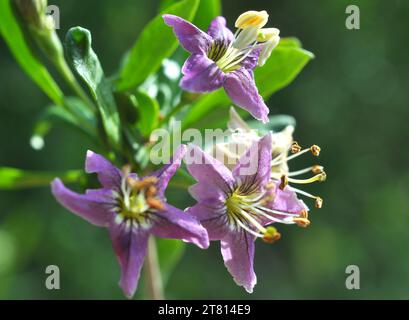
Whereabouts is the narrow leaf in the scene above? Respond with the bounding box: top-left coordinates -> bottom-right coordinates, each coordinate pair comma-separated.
0,0 -> 63,105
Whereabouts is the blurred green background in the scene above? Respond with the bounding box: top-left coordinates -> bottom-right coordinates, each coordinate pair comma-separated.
1,0 -> 408,299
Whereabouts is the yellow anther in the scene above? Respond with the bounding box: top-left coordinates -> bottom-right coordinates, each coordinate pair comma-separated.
291,141 -> 302,154
315,197 -> 323,208
128,176 -> 158,190
279,175 -> 288,190
310,145 -> 321,156
318,172 -> 327,182
146,185 -> 157,198
293,217 -> 311,228
263,226 -> 281,244
146,197 -> 165,211
235,10 -> 269,29
257,28 -> 280,42
312,165 -> 324,174
299,210 -> 309,219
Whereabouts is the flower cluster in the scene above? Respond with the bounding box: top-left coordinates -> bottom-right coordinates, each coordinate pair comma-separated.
50,10 -> 325,298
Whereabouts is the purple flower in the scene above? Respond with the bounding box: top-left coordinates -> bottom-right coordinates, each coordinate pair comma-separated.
186,134 -> 308,293
51,145 -> 209,298
163,11 -> 280,123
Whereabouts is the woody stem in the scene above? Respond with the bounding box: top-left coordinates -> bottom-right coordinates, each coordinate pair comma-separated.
145,236 -> 164,300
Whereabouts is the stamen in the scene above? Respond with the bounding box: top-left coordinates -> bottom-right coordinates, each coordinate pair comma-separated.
237,207 -> 267,234
312,165 -> 324,174
287,172 -> 326,184
310,145 -> 321,156
233,26 -> 259,50
235,10 -> 269,29
291,141 -> 302,154
288,165 -> 323,177
279,175 -> 288,190
236,219 -> 265,238
291,186 -> 324,209
258,35 -> 280,66
251,206 -> 295,224
128,176 -> 158,190
293,217 -> 311,228
299,210 -> 309,219
146,197 -> 165,211
315,197 -> 323,209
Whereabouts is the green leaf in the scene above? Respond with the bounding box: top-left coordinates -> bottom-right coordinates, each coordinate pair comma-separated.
193,0 -> 222,30
0,168 -> 83,190
65,27 -> 121,149
156,238 -> 185,284
133,91 -> 160,137
254,38 -> 315,97
0,0 -> 63,105
181,38 -> 314,129
116,0 -> 200,91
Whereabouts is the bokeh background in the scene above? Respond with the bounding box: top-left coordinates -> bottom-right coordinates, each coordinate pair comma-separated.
1,0 -> 408,299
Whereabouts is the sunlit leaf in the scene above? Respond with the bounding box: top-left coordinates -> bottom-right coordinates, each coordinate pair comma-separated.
134,91 -> 160,137
116,0 -> 200,91
193,0 -> 222,30
65,27 -> 121,149
0,0 -> 63,105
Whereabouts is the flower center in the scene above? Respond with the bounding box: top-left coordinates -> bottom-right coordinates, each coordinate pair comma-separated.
113,175 -> 164,229
208,27 -> 261,73
207,11 -> 280,73
225,182 -> 300,243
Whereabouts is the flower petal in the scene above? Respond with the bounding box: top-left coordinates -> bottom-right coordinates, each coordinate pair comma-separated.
85,150 -> 122,189
271,183 -> 309,214
223,68 -> 269,123
180,58 -> 225,93
51,178 -> 113,227
207,16 -> 234,42
187,203 -> 230,241
186,144 -> 234,196
241,47 -> 261,70
221,231 -> 257,293
152,204 -> 209,249
181,52 -> 212,76
151,144 -> 186,197
108,221 -> 149,299
189,182 -> 227,203
163,14 -> 212,54
232,133 -> 272,188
